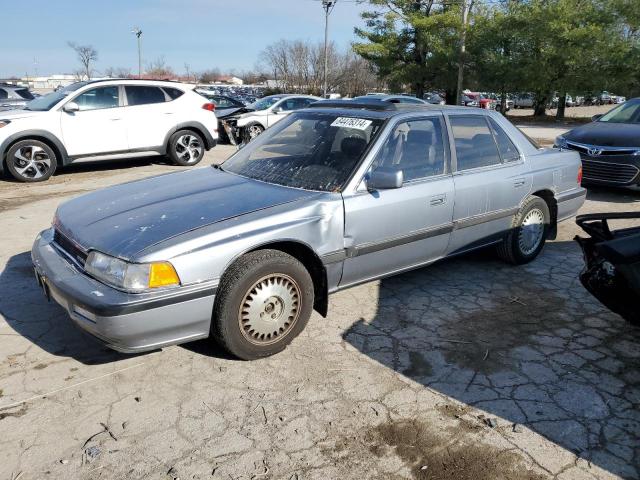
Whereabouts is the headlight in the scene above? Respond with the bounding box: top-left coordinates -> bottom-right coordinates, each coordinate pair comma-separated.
0,120 -> 11,128
85,251 -> 180,292
555,135 -> 568,149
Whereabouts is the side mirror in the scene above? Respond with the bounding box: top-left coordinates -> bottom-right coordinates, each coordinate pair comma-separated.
367,168 -> 403,190
272,106 -> 283,113
591,114 -> 603,122
63,102 -> 79,113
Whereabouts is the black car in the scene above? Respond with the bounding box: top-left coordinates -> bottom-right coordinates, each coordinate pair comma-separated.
556,99 -> 640,188
196,92 -> 251,143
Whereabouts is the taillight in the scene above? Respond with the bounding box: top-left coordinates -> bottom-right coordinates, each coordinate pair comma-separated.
202,103 -> 215,112
577,165 -> 583,184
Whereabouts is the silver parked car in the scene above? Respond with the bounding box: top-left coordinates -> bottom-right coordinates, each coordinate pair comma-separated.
32,100 -> 586,359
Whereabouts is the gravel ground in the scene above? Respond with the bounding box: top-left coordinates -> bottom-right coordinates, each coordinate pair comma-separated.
1,138 -> 639,480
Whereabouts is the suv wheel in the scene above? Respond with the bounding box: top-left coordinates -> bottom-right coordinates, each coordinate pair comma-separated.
212,250 -> 314,360
496,196 -> 550,265
6,140 -> 57,182
168,130 -> 205,166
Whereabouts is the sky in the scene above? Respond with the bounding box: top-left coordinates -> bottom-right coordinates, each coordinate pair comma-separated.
1,0 -> 370,78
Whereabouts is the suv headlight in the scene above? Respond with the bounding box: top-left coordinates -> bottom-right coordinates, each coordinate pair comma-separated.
85,251 -> 180,292
555,135 -> 568,149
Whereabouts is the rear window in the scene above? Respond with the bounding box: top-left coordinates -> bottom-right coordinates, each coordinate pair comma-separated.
125,86 -> 166,106
162,87 -> 184,100
16,89 -> 34,100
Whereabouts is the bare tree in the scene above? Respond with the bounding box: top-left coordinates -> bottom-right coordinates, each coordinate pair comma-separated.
68,42 -> 98,80
145,56 -> 175,78
198,68 -> 222,84
104,66 -> 132,78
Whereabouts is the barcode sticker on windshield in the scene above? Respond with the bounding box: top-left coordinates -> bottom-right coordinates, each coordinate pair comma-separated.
331,117 -> 372,130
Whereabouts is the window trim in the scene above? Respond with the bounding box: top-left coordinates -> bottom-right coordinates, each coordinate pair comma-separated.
446,113 -> 508,174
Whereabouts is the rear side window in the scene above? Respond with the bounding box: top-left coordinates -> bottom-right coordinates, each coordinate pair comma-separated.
0,89 -> 7,100
449,116 -> 501,171
125,86 -> 166,106
162,87 -> 184,100
16,89 -> 34,100
488,118 -> 520,162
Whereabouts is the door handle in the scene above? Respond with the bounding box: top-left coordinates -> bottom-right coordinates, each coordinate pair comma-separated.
430,194 -> 446,206
109,118 -> 122,121
513,178 -> 526,187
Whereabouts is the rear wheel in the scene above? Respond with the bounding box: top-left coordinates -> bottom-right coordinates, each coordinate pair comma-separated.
497,196 -> 550,265
168,130 -> 205,166
6,140 -> 57,182
212,250 -> 314,360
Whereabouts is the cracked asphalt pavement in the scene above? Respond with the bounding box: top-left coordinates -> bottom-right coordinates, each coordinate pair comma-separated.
0,143 -> 639,480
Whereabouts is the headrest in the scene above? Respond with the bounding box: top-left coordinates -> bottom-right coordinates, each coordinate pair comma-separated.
341,136 -> 367,158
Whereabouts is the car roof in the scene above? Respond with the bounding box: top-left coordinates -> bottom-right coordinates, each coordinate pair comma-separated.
77,78 -> 194,89
307,99 -> 472,119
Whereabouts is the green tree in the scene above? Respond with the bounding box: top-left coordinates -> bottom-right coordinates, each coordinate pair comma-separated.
353,0 -> 461,100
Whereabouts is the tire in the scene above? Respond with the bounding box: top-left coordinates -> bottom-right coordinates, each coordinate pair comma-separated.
243,123 -> 265,143
168,130 -> 205,166
212,249 -> 314,360
6,139 -> 57,182
496,196 -> 551,265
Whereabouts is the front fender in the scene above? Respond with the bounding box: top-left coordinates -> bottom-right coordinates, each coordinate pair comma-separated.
0,129 -> 69,172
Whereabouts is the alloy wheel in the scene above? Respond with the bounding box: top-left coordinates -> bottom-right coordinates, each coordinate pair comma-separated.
12,145 -> 52,180
174,134 -> 203,163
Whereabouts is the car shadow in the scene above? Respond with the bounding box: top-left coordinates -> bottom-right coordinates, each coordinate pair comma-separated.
342,240 -> 640,478
586,185 -> 640,204
0,251 -> 144,365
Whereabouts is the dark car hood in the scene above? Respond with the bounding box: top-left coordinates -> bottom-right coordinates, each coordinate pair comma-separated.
55,167 -> 320,259
565,122 -> 640,147
216,106 -> 254,119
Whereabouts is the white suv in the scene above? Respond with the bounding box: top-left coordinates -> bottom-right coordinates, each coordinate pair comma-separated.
0,79 -> 219,182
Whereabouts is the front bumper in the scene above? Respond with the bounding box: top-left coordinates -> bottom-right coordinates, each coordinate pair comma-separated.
31,229 -> 217,353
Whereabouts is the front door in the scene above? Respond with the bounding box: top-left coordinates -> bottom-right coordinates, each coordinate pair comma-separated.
60,85 -> 128,157
446,114 -> 530,254
340,115 -> 455,287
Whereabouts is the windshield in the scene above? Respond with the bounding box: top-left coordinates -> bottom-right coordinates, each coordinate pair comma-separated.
249,96 -> 281,111
598,100 -> 640,124
223,112 -> 384,192
24,91 -> 69,111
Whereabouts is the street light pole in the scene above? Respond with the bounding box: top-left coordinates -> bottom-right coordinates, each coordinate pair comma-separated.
322,0 -> 335,99
132,28 -> 143,78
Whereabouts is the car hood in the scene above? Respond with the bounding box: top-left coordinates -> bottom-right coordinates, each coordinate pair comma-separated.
55,167 -> 321,259
216,106 -> 253,119
564,122 -> 640,147
0,109 -> 44,120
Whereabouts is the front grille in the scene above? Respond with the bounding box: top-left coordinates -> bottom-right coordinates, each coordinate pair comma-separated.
581,159 -> 639,184
567,141 -> 639,157
53,229 -> 88,266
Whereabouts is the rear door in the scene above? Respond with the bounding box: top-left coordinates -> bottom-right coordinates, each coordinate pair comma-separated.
446,114 -> 530,254
340,114 -> 455,286
123,85 -> 177,150
60,85 -> 128,156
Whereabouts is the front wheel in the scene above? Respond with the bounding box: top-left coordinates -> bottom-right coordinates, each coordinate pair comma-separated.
168,130 -> 205,166
212,250 -> 314,360
243,123 -> 265,143
6,140 -> 57,182
496,196 -> 550,265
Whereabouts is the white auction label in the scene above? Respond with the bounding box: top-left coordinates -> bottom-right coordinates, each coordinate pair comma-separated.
330,117 -> 373,130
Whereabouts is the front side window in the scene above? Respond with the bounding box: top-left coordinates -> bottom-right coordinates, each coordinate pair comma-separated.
372,117 -> 446,181
450,115 -> 502,171
223,112 -> 384,192
125,86 -> 166,106
488,118 -> 520,162
74,86 -> 119,111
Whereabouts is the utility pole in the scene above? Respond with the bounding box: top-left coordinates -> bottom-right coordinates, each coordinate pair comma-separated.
132,27 -> 143,78
322,0 -> 336,98
456,0 -> 470,105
